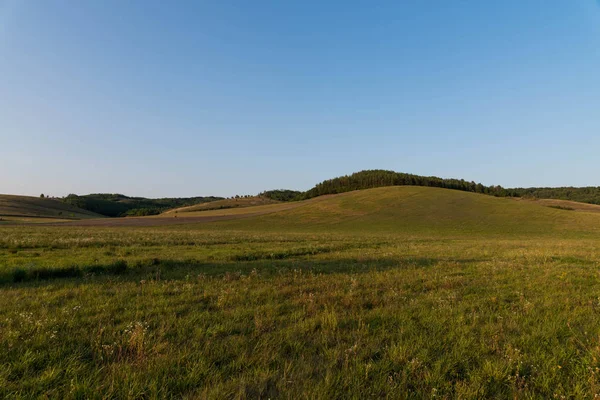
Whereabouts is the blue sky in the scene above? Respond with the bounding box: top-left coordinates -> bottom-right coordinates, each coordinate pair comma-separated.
1,1 -> 599,197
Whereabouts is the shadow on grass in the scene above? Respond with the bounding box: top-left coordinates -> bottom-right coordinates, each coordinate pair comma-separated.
1,256 -> 487,286
4,259 -> 157,285
229,244 -> 361,261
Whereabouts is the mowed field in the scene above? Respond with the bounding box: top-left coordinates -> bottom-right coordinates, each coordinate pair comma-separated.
3,187 -> 600,398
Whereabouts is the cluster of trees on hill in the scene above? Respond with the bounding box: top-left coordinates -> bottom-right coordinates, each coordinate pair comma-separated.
299,170 -> 516,200
297,170 -> 600,205
259,190 -> 303,202
62,194 -> 222,217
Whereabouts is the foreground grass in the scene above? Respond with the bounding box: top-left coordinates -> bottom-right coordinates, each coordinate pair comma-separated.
2,223 -> 600,398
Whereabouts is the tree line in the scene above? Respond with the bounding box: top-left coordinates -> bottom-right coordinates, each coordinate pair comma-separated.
62,194 -> 223,217
297,170 -> 600,205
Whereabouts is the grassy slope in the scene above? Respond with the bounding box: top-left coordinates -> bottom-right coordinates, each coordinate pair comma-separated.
164,196 -> 280,214
5,187 -> 600,397
156,195 -> 339,219
0,194 -> 104,222
208,186 -> 600,236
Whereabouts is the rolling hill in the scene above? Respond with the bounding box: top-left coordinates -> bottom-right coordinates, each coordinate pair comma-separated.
0,194 -> 104,223
210,186 -> 600,236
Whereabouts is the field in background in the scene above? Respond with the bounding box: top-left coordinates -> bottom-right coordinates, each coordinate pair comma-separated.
165,196 -> 280,214
3,187 -> 600,397
0,194 -> 104,224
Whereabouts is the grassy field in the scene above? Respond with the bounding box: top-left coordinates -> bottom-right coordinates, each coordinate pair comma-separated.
0,194 -> 103,224
3,187 -> 600,398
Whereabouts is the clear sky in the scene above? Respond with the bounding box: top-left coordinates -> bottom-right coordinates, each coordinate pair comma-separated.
1,1 -> 599,198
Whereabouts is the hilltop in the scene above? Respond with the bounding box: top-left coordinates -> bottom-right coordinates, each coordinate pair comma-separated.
300,170 -> 510,199
301,170 -> 600,206
0,194 -> 103,223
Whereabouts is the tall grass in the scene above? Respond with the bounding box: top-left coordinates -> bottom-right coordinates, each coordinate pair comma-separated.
1,225 -> 600,397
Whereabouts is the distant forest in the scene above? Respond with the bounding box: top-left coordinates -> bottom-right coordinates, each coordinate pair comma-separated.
62,194 -> 222,217
61,170 -> 600,217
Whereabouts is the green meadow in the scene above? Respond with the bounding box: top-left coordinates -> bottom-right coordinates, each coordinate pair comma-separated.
3,187 -> 600,398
